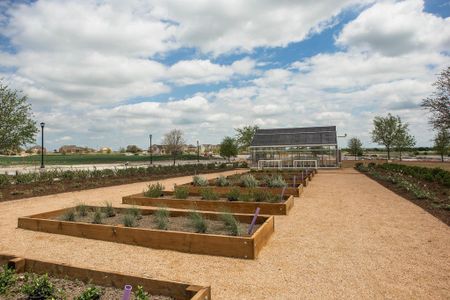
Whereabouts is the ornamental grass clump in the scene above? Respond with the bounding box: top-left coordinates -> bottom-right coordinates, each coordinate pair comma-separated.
144,183 -> 164,197
123,214 -> 137,227
154,207 -> 169,230
265,175 -> 287,188
75,203 -> 88,217
92,209 -> 103,224
189,211 -> 207,233
0,265 -> 16,294
103,201 -> 116,217
215,175 -> 230,187
126,206 -> 142,220
192,175 -> 209,186
253,189 -> 278,203
200,187 -> 219,200
174,186 -> 189,199
226,187 -> 240,201
62,209 -> 76,221
220,212 -> 241,236
239,174 -> 259,188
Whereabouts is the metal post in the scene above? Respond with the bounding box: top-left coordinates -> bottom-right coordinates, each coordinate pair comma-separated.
40,122 -> 45,169
149,134 -> 152,165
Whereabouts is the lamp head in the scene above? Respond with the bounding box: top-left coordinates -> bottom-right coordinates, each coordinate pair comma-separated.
40,122 -> 45,128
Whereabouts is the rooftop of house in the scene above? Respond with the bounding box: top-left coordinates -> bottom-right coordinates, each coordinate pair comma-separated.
250,126 -> 337,147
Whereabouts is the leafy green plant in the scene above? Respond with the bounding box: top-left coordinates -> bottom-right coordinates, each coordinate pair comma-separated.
0,265 -> 16,294
189,211 -> 207,233
200,187 -> 219,200
265,175 -> 287,188
154,207 -> 169,230
174,186 -> 189,199
192,175 -> 209,186
75,203 -> 88,217
215,175 -> 230,187
226,187 -> 240,201
62,209 -> 76,221
75,286 -> 102,300
102,201 -> 116,217
22,273 -> 55,299
92,209 -> 103,224
239,174 -> 259,188
144,183 -> 165,197
220,212 -> 241,236
134,285 -> 150,300
123,214 -> 137,227
253,189 -> 278,203
126,206 -> 142,220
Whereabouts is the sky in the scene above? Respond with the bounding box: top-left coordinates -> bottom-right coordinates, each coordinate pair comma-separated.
0,0 -> 449,151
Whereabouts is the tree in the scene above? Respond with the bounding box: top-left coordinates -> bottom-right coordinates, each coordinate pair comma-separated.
393,121 -> 415,161
126,145 -> 142,154
162,129 -> 185,165
0,82 -> 37,154
219,137 -> 238,161
371,113 -> 405,160
422,66 -> 450,130
434,128 -> 450,162
235,125 -> 259,152
347,137 -> 363,160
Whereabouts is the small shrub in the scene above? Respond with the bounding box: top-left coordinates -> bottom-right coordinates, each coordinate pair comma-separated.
238,192 -> 253,202
215,175 -> 230,187
220,212 -> 241,236
22,273 -> 55,299
265,175 -> 287,188
368,162 -> 376,168
92,209 -> 103,224
192,175 -> 209,186
154,207 -> 169,230
75,203 -> 88,217
75,286 -> 102,300
0,265 -> 16,294
200,187 -> 219,200
62,209 -> 76,221
253,189 -> 278,203
189,211 -> 207,233
123,214 -> 137,227
134,285 -> 149,300
174,186 -> 189,199
127,206 -> 142,220
239,174 -> 259,188
227,187 -> 240,201
144,182 -> 165,197
102,202 -> 116,217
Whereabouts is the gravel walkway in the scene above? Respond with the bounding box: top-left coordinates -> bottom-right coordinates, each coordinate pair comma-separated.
0,168 -> 449,299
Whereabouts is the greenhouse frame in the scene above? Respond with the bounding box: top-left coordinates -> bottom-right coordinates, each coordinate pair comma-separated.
249,126 -> 339,168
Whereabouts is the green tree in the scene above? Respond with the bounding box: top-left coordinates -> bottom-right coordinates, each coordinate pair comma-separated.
219,137 -> 238,161
393,121 -> 415,161
0,82 -> 37,154
126,145 -> 142,154
162,129 -> 185,165
235,125 -> 259,152
434,128 -> 450,162
371,113 -> 405,160
422,66 -> 450,130
347,137 -> 363,160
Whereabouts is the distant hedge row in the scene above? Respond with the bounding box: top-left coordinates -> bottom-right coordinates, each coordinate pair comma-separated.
0,162 -> 247,187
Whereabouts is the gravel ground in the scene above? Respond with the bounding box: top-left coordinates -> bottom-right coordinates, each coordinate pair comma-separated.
0,168 -> 449,299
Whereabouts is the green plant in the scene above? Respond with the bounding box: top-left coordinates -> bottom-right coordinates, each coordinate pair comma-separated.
123,214 -> 137,227
174,186 -> 189,199
253,189 -> 278,203
154,207 -> 169,230
75,203 -> 88,217
220,212 -> 241,236
102,201 -> 116,217
144,182 -> 165,197
239,174 -> 259,188
75,286 -> 102,300
226,187 -> 240,201
215,175 -> 230,187
0,265 -> 16,294
200,187 -> 219,200
62,209 -> 76,221
189,211 -> 207,233
92,209 -> 103,224
238,192 -> 253,202
126,206 -> 142,220
265,175 -> 287,188
22,273 -> 55,299
192,175 -> 209,186
134,285 -> 149,300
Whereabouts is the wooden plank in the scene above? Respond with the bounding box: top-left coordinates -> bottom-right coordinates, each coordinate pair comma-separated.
253,216 -> 275,258
176,185 -> 301,197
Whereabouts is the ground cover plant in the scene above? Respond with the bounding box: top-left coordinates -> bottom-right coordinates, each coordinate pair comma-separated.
200,187 -> 219,200
143,183 -> 165,198
173,186 -> 189,199
192,175 -> 209,186
355,163 -> 450,226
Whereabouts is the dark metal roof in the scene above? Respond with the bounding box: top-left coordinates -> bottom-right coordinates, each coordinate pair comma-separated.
250,126 -> 337,147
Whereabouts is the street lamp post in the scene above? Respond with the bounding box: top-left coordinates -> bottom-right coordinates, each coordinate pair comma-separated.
40,122 -> 45,169
197,140 -> 200,163
149,134 -> 153,165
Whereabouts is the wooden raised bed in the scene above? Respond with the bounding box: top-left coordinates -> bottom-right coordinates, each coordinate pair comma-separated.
178,184 -> 303,197
18,206 -> 274,259
123,193 -> 295,215
0,254 -> 210,300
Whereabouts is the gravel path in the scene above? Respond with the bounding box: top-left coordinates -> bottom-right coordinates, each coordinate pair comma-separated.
1,168 -> 449,299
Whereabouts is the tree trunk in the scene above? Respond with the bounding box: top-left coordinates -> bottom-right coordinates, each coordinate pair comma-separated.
399,150 -> 402,161
442,153 -> 444,162
173,153 -> 176,165
387,147 -> 390,160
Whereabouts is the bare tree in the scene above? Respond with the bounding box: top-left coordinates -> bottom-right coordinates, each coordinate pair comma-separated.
162,129 -> 185,165
422,66 -> 450,130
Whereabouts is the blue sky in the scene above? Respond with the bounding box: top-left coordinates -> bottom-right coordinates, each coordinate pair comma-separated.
0,0 -> 449,150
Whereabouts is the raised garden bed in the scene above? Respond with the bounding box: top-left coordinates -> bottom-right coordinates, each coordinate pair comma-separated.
123,193 -> 295,215
18,206 -> 274,259
178,185 -> 302,197
0,254 -> 210,299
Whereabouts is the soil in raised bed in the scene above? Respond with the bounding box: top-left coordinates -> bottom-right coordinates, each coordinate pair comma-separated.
54,209 -> 258,237
0,271 -> 172,300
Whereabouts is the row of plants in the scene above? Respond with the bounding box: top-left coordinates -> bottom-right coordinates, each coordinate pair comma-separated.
192,174 -> 288,188
0,265 -> 151,299
0,162 -> 244,187
374,163 -> 450,187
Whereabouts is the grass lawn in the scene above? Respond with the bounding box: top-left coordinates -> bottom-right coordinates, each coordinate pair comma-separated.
0,153 -> 208,166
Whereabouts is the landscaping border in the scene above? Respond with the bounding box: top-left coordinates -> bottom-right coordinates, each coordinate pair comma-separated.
123,193 -> 295,215
0,254 -> 210,300
17,206 -> 275,259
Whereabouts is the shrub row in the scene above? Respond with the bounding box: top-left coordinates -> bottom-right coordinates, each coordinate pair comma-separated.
376,163 -> 450,187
